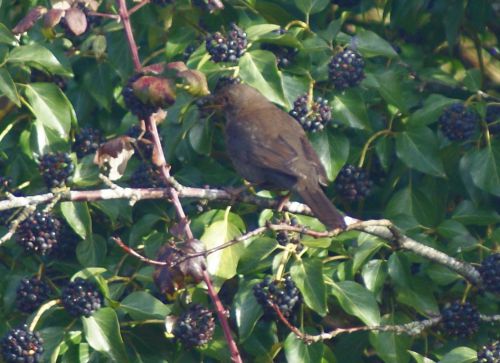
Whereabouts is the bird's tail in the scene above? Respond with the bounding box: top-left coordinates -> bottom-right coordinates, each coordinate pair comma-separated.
296,183 -> 346,230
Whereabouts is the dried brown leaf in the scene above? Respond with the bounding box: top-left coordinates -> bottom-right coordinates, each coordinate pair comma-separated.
43,9 -> 65,28
93,136 -> 135,181
64,7 -> 88,36
12,6 -> 47,34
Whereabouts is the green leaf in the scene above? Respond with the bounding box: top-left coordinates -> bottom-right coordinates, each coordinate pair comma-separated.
82,62 -> 116,111
0,68 -> 20,106
239,50 -> 287,107
290,259 -> 327,316
356,30 -> 398,58
295,0 -> 330,15
407,95 -> 457,127
368,70 -> 413,113
0,23 -> 17,45
200,211 -> 245,283
73,155 -> 100,187
76,234 -> 107,267
245,24 -> 281,40
233,279 -> 263,340
120,291 -> 170,320
408,351 -> 436,363
461,141 -> 500,196
352,234 -> 385,273
438,347 -> 477,363
330,281 -> 380,325
24,83 -> 75,138
333,90 -> 371,130
30,119 -> 66,155
395,127 -> 445,177
318,19 -> 344,43
60,201 -> 92,240
8,44 -> 72,76
309,132 -> 349,182
369,313 -> 412,363
284,332 -> 324,363
452,200 -> 500,225
238,237 -> 278,274
82,308 -> 129,363
361,259 -> 388,295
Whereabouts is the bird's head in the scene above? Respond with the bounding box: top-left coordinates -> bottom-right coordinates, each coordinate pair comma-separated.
214,83 -> 264,114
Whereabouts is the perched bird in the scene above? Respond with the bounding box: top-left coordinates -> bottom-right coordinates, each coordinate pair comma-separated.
216,83 -> 346,230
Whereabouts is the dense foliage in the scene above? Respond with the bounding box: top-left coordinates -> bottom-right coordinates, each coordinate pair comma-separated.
0,0 -> 499,362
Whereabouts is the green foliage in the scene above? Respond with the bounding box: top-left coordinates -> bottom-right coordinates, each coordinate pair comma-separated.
0,0 -> 498,362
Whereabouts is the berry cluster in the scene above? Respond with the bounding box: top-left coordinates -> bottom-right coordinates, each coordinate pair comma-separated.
479,253 -> 500,294
334,164 -> 373,201
486,104 -> 500,135
289,94 -> 332,132
50,226 -> 80,259
440,301 -> 480,338
16,212 -> 62,255
61,277 -> 103,317
129,163 -> 166,188
438,103 -> 478,141
173,304 -> 215,347
253,276 -> 301,319
214,76 -> 242,92
16,277 -> 51,313
122,74 -> 158,120
73,127 -> 103,158
261,43 -> 297,68
478,341 -> 500,363
1,325 -> 44,363
38,152 -> 74,189
328,48 -> 365,90
205,23 -> 248,63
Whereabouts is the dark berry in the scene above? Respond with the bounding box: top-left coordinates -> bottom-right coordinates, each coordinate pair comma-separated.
173,304 -> 215,347
30,68 -> 67,90
289,94 -> 332,132
49,226 -> 80,259
122,74 -> 159,119
1,325 -> 44,363
334,164 -> 373,201
479,253 -> 500,294
440,301 -> 480,338
438,103 -> 478,141
261,43 -> 297,68
253,275 -> 301,319
486,105 -> 500,135
16,212 -> 62,255
0,176 -> 12,194
478,340 -> 500,363
38,152 -> 74,189
214,76 -> 242,93
129,163 -> 166,188
73,127 -> 103,158
193,0 -> 224,12
328,48 -> 365,90
61,277 -> 103,317
16,277 -> 51,313
276,231 -> 289,245
183,43 -> 198,62
205,23 -> 247,63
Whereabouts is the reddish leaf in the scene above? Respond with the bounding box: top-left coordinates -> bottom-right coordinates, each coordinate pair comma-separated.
43,9 -> 65,28
64,7 -> 87,36
167,61 -> 209,96
12,6 -> 47,34
142,62 -> 167,75
132,76 -> 176,108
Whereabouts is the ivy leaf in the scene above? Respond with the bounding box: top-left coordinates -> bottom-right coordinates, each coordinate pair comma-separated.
238,50 -> 287,107
369,313 -> 412,363
245,24 -> 281,40
76,234 -> 107,268
407,94 -> 457,127
290,259 -> 327,316
395,127 -> 445,177
24,83 -> 75,138
362,259 -> 388,295
0,68 -> 20,106
408,351 -> 436,363
330,281 -> 381,325
461,141 -> 500,196
61,201 -> 92,240
294,0 -> 330,16
82,308 -> 129,363
120,291 -> 170,320
439,347 -> 477,363
333,89 -> 371,130
284,332 -> 324,363
233,279 -> 263,340
0,23 -> 18,45
8,44 -> 72,76
309,132 -> 349,182
355,30 -> 398,58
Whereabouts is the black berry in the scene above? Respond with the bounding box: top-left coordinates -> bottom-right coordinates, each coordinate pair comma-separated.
49,226 -> 80,259
129,163 -> 166,188
61,277 -> 103,317
479,253 -> 500,294
16,277 -> 51,313
193,0 -> 224,12
173,304 -> 215,347
16,212 -> 62,255
440,301 -> 480,338
438,103 -> 478,141
73,127 -> 103,158
205,23 -> 247,63
289,94 -> 332,132
126,125 -> 156,159
486,105 -> 500,135
253,275 -> 301,319
183,43 -> 198,62
328,48 -> 365,90
1,325 -> 44,363
122,74 -> 158,119
261,43 -> 297,68
334,164 -> 373,201
38,152 -> 74,189
214,76 -> 242,92
478,340 -> 500,363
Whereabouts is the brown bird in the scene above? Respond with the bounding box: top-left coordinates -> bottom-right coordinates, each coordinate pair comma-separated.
216,83 -> 346,230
